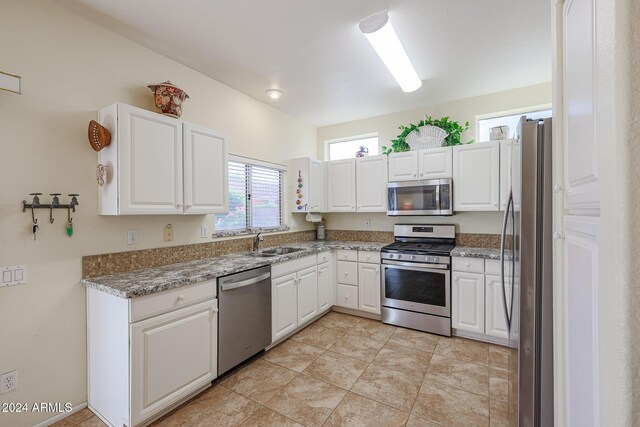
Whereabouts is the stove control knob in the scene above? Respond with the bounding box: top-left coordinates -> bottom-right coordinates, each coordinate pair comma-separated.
433,257 -> 440,263
388,254 -> 394,259
425,256 -> 430,262
397,255 -> 403,259
411,255 -> 416,260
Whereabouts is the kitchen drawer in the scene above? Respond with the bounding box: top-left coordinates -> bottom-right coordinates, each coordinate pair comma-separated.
317,251 -> 332,264
485,259 -> 514,277
452,257 -> 485,274
272,254 -> 316,278
130,280 -> 217,323
336,250 -> 358,262
336,284 -> 358,309
337,260 -> 358,286
358,251 -> 380,264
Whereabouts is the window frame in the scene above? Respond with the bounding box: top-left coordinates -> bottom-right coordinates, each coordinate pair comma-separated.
214,155 -> 287,233
324,132 -> 379,161
475,104 -> 552,142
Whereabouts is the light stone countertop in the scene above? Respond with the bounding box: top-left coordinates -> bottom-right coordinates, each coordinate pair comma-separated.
451,246 -> 513,261
81,240 -> 386,299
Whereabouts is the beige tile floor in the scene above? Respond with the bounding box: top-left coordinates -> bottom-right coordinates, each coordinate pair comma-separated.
54,312 -> 514,427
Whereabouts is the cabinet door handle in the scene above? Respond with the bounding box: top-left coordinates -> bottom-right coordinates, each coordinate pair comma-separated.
177,294 -> 185,301
176,203 -> 183,208
553,232 -> 565,241
344,272 -> 348,276
185,204 -> 192,209
212,308 -> 219,313
554,184 -> 565,193
465,262 -> 471,267
345,295 -> 349,299
413,173 -> 417,177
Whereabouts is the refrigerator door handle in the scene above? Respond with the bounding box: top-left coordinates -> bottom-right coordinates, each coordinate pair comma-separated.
500,190 -> 513,333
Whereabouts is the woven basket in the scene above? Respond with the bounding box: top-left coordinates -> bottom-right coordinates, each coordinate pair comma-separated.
406,125 -> 448,150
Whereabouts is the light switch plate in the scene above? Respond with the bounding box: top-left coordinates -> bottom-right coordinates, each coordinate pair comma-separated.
0,265 -> 27,288
201,225 -> 209,238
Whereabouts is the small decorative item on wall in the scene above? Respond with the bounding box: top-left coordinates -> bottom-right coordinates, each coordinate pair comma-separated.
382,115 -> 472,154
355,146 -> 369,158
296,170 -> 304,210
147,81 -> 189,118
88,120 -> 111,151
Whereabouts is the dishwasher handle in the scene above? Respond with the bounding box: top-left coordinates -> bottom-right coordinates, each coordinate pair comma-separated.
220,272 -> 271,291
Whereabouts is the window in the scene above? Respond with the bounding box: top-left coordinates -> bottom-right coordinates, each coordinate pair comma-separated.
477,107 -> 552,142
215,158 -> 285,231
326,134 -> 378,160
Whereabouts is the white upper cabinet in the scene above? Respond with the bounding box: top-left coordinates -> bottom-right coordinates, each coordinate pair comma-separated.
356,155 -> 388,212
388,151 -> 418,181
564,0 -> 599,212
453,141 -> 500,211
418,147 -> 453,179
97,103 -> 228,215
499,139 -> 520,211
326,159 -> 356,212
289,157 -> 325,213
183,123 -> 229,214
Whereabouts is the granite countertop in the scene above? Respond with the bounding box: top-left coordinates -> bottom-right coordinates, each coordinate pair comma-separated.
451,246 -> 513,261
82,240 -> 386,299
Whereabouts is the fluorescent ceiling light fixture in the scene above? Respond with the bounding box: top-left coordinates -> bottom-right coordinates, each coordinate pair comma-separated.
265,89 -> 283,99
359,11 -> 422,93
0,71 -> 21,94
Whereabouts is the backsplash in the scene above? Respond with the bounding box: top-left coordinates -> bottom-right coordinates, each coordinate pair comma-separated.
82,230 -> 316,278
455,233 -> 502,248
82,229 -> 502,278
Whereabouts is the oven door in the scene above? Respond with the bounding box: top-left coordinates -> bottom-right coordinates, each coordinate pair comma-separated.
381,261 -> 450,318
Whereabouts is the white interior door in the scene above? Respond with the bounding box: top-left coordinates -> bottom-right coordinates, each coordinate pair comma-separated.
356,155 -> 388,212
296,266 -> 318,325
119,104 -> 183,214
183,123 -> 228,214
131,299 -> 217,426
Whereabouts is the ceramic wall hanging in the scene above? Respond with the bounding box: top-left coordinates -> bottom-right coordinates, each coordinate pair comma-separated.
147,81 -> 189,118
88,120 -> 111,152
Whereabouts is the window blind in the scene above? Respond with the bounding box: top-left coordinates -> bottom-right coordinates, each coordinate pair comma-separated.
215,160 -> 284,231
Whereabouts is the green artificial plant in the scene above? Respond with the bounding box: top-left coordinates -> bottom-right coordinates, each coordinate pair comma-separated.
382,116 -> 474,154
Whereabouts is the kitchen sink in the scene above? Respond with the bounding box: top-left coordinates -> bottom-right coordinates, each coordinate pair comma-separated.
260,247 -> 304,255
249,247 -> 304,257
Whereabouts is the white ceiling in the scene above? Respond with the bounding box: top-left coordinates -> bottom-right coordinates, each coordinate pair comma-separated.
56,0 -> 552,126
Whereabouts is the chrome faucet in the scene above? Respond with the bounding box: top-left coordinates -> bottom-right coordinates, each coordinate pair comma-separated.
253,232 -> 264,252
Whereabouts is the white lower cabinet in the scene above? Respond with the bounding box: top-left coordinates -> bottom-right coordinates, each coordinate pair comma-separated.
297,266 -> 319,325
452,271 -> 485,334
317,261 -> 334,312
358,263 -> 381,314
271,255 -> 318,342
485,275 -> 512,339
272,273 -> 298,341
87,282 -> 218,427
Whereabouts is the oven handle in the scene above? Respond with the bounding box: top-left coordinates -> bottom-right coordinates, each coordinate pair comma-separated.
382,261 -> 449,273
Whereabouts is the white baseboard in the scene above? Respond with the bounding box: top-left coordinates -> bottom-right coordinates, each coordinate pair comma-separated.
452,328 -> 510,346
33,402 -> 88,427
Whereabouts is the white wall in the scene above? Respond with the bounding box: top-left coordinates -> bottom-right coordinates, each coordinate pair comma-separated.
0,2 -> 316,426
317,82 -> 552,233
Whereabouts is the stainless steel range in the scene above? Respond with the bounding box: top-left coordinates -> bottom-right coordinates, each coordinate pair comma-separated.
381,224 -> 455,336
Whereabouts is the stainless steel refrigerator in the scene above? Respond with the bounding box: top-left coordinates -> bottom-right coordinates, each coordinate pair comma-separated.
501,116 -> 554,426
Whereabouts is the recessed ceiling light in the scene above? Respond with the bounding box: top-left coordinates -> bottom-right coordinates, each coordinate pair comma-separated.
359,10 -> 422,93
265,89 -> 283,99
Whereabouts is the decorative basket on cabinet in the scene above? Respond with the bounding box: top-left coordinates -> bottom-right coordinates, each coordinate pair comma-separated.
406,125 -> 448,150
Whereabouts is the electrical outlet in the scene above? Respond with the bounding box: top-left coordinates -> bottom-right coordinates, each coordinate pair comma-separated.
200,225 -> 209,238
127,229 -> 138,245
163,224 -> 173,242
0,370 -> 17,394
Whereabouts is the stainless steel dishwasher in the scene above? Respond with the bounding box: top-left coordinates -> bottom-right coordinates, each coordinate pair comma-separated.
217,265 -> 272,375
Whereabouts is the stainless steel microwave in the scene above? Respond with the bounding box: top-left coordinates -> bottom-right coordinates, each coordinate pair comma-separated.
387,179 -> 453,216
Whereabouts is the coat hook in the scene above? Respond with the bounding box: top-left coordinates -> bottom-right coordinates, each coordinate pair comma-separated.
68,194 -> 79,212
49,193 -> 61,223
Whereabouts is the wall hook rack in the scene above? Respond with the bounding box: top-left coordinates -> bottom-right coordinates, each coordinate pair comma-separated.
22,193 -> 80,239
